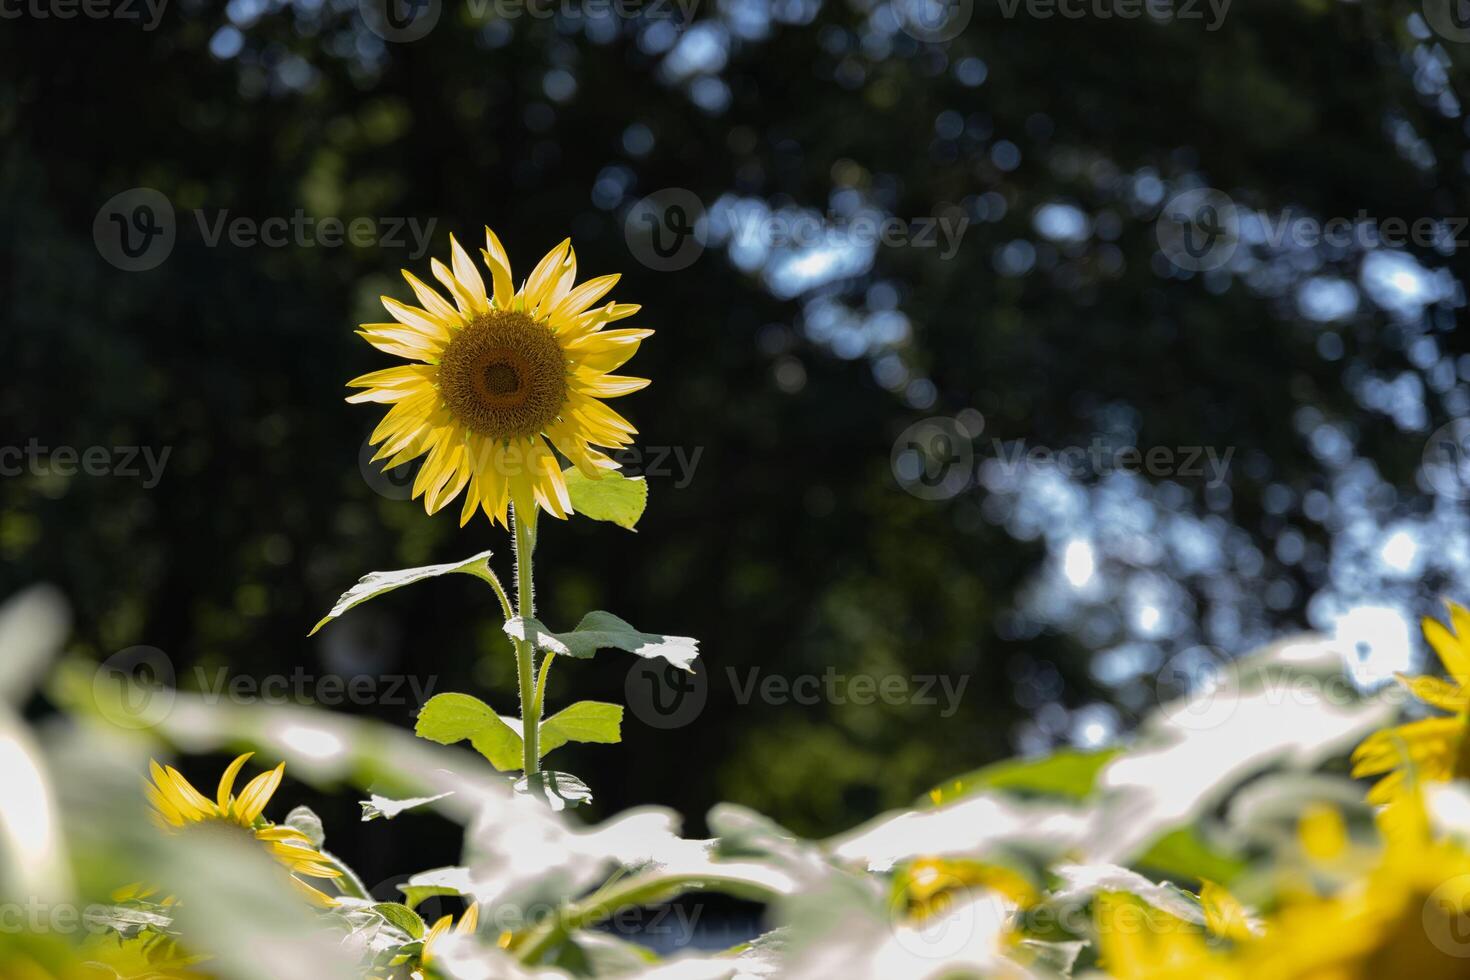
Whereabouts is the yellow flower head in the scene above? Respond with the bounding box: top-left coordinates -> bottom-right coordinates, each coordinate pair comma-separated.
145,753 -> 342,907
1352,601 -> 1470,808
350,230 -> 650,527
416,902 -> 479,977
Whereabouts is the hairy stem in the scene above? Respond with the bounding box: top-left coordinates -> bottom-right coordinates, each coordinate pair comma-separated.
512,505 -> 540,775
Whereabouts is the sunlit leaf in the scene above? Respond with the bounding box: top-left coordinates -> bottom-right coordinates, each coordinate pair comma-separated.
372,902 -> 426,940
310,551 -> 498,635
360,791 -> 454,822
563,468 -> 647,530
515,771 -> 594,810
285,805 -> 325,848
414,692 -> 524,771
539,701 -> 623,758
925,748 -> 1122,805
505,612 -> 699,672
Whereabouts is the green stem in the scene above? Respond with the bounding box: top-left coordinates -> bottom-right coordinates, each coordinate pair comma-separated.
512,505 -> 540,775
535,653 -> 557,721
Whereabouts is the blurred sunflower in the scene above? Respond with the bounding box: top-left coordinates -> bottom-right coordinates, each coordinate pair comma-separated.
419,902 -> 480,975
145,753 -> 342,907
349,229 -> 649,527
1351,601 -> 1470,808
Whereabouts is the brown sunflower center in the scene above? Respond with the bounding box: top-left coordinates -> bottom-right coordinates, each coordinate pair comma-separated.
437,311 -> 568,440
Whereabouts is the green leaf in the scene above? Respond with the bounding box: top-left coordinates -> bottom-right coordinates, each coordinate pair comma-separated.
539,701 -> 623,758
414,692 -> 524,771
1135,825 -> 1248,885
310,550 -> 498,635
925,747 -> 1122,805
505,611 -> 700,672
284,805 -> 325,848
372,902 -> 426,940
399,867 -> 472,910
563,468 -> 647,530
515,770 -> 594,810
360,791 -> 453,822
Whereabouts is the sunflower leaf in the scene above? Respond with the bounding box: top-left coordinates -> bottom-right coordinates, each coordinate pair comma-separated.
414,692 -> 524,771
539,701 -> 623,759
285,805 -> 326,847
360,791 -> 454,822
515,770 -> 594,810
399,866 -> 472,910
310,550 -> 499,635
504,612 -> 699,672
373,902 -> 426,940
563,468 -> 648,530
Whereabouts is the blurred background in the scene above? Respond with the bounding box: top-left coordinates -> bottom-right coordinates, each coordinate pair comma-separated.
5,0 -> 1470,897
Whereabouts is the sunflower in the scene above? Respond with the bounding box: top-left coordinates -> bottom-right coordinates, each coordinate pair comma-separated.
414,902 -> 480,979
349,230 -> 649,527
1351,601 -> 1470,809
144,753 -> 342,908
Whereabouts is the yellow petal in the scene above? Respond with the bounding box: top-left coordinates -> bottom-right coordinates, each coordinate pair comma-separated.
381,297 -> 452,341
521,239 -> 571,315
1395,672 -> 1470,712
482,227 -> 515,310
1427,610 -> 1470,688
216,752 -> 253,812
450,234 -> 490,315
234,762 -> 285,824
403,270 -> 462,326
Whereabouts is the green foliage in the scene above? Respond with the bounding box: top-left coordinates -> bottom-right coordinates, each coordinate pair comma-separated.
414,692 -> 524,771
562,469 -> 648,530
309,551 -> 500,635
538,701 -> 623,757
926,748 -> 1123,805
506,612 -> 700,671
